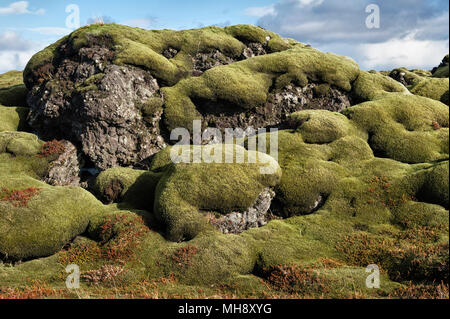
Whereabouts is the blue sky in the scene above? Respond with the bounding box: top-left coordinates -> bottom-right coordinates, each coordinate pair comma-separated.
1,0 -> 449,73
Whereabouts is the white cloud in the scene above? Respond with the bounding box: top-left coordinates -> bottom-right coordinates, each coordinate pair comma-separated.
357,35 -> 450,70
296,0 -> 324,8
0,31 -> 46,73
244,5 -> 275,17
0,50 -> 36,73
256,0 -> 449,70
0,31 -> 32,50
0,1 -> 45,15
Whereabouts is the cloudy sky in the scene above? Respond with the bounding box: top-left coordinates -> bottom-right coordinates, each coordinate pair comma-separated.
0,0 -> 448,73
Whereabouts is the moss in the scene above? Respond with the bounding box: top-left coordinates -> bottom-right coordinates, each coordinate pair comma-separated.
344,94 -> 449,164
0,71 -> 23,89
3,24 -> 449,297
93,167 -> 163,210
149,232 -> 256,285
0,174 -> 105,261
0,132 -> 63,181
433,65 -> 449,78
163,46 -> 360,132
23,36 -> 68,90
154,145 -> 282,241
417,161 -> 449,208
290,110 -> 364,144
0,71 -> 28,107
0,106 -> 29,132
409,78 -> 449,105
433,56 -> 449,78
351,71 -> 409,102
138,96 -> 164,119
25,24 -> 297,89
224,25 -> 273,44
389,68 -> 425,86
0,132 -> 43,156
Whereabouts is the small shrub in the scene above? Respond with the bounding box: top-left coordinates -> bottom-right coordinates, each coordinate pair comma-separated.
264,264 -> 330,295
0,280 -> 64,299
0,187 -> 41,207
37,139 -> 65,158
99,214 -> 149,263
171,245 -> 198,268
58,242 -> 102,266
389,282 -> 449,299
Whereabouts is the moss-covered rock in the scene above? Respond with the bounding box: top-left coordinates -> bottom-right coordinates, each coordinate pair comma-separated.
0,24 -> 448,298
344,94 -> 449,163
163,46 -> 361,132
0,174 -> 104,261
154,145 -> 282,241
432,54 -> 449,78
409,78 -> 449,105
0,71 -> 28,107
93,167 -> 162,210
0,106 -> 29,132
24,24 -> 296,89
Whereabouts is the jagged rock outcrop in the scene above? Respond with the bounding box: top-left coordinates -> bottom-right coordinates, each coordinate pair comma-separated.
43,140 -> 82,186
209,188 -> 277,234
27,56 -> 166,169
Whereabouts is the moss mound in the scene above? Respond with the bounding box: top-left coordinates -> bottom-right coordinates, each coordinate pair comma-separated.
163,46 -> 362,132
409,78 -> 449,105
0,71 -> 28,107
24,24 -> 297,89
344,94 -> 449,163
0,106 -> 29,132
93,167 -> 163,210
154,145 -> 282,241
0,174 -> 104,261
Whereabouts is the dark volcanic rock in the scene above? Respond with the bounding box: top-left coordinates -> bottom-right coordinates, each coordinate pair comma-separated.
209,188 -> 277,234
192,50 -> 235,75
44,140 -> 82,186
27,42 -> 166,170
197,83 -> 352,132
389,69 -> 410,86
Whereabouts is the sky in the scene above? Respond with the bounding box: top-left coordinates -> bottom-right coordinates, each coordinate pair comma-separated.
0,0 -> 448,73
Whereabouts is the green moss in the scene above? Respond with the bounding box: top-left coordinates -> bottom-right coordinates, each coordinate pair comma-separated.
3,24 -> 449,297
433,65 -> 449,78
417,161 -> 449,208
0,106 -> 29,132
23,36 -> 68,89
163,46 -> 360,132
351,71 -> 409,102
154,145 -> 282,241
433,55 -> 449,78
0,132 -> 43,156
0,71 -> 28,107
389,68 -> 425,86
0,71 -> 23,88
290,110 -> 364,144
344,94 -> 449,163
409,78 -> 449,105
94,167 -> 163,210
25,24 -> 297,88
0,175 -> 105,261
